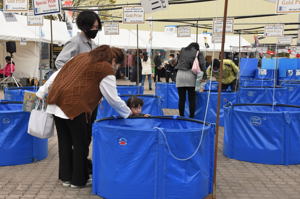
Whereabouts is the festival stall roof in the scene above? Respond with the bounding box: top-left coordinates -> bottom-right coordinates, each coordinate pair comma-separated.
0,11 -> 71,44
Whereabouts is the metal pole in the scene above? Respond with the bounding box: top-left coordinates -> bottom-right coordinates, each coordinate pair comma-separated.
239,31 -> 241,61
196,20 -> 199,43
50,17 -> 54,69
212,0 -> 229,199
136,24 -> 139,87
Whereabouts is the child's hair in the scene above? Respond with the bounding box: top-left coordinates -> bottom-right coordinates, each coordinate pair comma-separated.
126,96 -> 144,108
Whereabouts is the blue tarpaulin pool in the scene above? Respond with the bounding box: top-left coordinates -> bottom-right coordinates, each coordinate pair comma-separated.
0,101 -> 48,166
97,95 -> 164,119
155,83 -> 178,109
4,86 -> 38,101
117,85 -> 144,95
92,117 -> 215,199
185,92 -> 236,126
239,79 -> 275,87
224,104 -> 300,165
237,87 -> 288,104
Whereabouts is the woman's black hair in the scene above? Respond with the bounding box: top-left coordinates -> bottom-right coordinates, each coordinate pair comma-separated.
142,52 -> 148,62
126,96 -> 144,108
76,11 -> 102,32
213,59 -> 220,70
186,42 -> 199,51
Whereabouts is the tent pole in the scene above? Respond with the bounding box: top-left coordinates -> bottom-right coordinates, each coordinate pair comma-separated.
196,20 -> 199,43
136,24 -> 139,88
239,31 -> 241,61
50,17 -> 54,69
212,0 -> 229,199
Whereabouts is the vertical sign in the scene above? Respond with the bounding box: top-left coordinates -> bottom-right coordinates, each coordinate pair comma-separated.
33,0 -> 61,15
213,18 -> 234,34
276,0 -> 300,13
177,26 -> 191,37
3,0 -> 28,12
27,11 -> 43,26
140,0 -> 169,13
123,7 -> 145,24
264,24 -> 284,37
104,22 -> 119,35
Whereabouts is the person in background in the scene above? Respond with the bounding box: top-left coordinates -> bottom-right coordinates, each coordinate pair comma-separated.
131,51 -> 142,84
175,42 -> 206,118
36,45 -> 131,188
164,54 -> 176,83
154,51 -> 162,82
126,96 -> 150,117
206,58 -> 239,92
0,56 -> 15,78
54,10 -> 101,175
141,52 -> 153,90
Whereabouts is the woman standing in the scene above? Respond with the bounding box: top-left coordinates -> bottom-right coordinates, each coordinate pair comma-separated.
175,43 -> 206,118
141,52 -> 153,90
36,45 -> 131,188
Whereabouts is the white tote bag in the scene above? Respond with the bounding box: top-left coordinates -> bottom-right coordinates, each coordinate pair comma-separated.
27,100 -> 54,139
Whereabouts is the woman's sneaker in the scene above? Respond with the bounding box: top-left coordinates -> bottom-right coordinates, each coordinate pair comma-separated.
62,181 -> 71,187
70,178 -> 92,189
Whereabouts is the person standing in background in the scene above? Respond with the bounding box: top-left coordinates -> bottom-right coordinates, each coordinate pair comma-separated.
54,10 -> 101,177
164,54 -> 176,83
55,11 -> 101,69
154,51 -> 162,82
0,56 -> 15,78
175,42 -> 206,118
141,52 -> 153,90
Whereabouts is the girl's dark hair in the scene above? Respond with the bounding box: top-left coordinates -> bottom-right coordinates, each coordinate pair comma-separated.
186,42 -> 200,51
126,96 -> 144,108
5,56 -> 11,61
213,59 -> 220,70
76,11 -> 102,32
89,45 -> 124,65
142,52 -> 148,62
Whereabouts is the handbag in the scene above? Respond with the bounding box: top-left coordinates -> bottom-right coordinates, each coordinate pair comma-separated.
27,100 -> 54,139
191,51 -> 201,74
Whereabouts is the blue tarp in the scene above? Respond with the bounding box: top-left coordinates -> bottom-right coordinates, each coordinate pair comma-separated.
117,85 -> 144,95
0,102 -> 48,166
278,58 -> 298,78
92,117 -> 215,199
237,87 -> 288,104
185,92 -> 236,126
240,79 -> 275,87
155,83 -> 178,109
97,95 -> 164,119
204,81 -> 219,91
4,86 -> 38,101
224,104 -> 300,165
240,58 -> 258,78
254,69 -> 276,80
262,58 -> 277,69
283,84 -> 300,106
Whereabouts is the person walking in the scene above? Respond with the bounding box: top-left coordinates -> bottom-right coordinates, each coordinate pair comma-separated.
175,42 -> 206,118
141,52 -> 153,90
36,45 -> 131,188
153,51 -> 162,82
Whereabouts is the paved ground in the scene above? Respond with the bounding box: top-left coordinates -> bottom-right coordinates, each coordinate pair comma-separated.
1,79 -> 300,199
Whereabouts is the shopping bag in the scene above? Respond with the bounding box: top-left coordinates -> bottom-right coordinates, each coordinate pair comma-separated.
27,100 -> 54,139
191,51 -> 201,74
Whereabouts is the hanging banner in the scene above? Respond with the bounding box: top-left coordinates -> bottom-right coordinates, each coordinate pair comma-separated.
140,0 -> 169,13
212,34 -> 222,43
104,22 -> 119,35
278,36 -> 293,45
177,26 -> 191,37
3,0 -> 28,12
33,0 -> 61,16
264,24 -> 284,37
276,0 -> 300,13
213,18 -> 234,34
123,6 -> 145,24
27,11 -> 43,26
